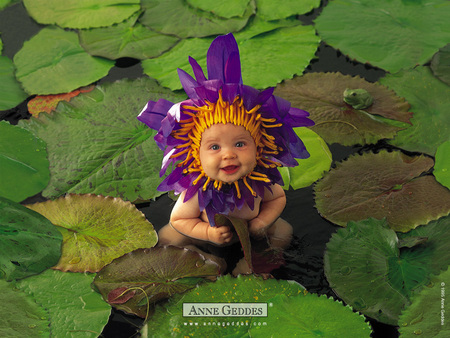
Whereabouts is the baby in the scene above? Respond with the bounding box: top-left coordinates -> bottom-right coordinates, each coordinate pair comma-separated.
138,33 -> 313,275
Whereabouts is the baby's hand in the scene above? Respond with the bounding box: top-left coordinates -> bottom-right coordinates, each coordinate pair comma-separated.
207,225 -> 233,245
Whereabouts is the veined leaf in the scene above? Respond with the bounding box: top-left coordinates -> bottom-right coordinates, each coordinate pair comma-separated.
431,43 -> 450,86
256,0 -> 321,20
186,0 -> 250,18
0,56 -> 28,110
434,140 -> 450,190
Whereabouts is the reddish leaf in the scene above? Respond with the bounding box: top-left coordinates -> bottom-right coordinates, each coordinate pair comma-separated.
107,287 -> 136,304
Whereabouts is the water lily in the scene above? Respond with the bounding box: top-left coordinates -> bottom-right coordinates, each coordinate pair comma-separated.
138,33 -> 313,225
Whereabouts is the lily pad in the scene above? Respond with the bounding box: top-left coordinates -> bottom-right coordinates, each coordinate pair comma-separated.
13,26 -> 114,95
431,43 -> 450,86
26,194 -> 157,273
0,121 -> 50,202
16,269 -> 111,337
0,197 -> 62,281
314,150 -> 450,232
143,274 -> 306,337
94,246 -> 220,317
18,77 -> 186,201
279,127 -> 332,190
324,217 -> 450,325
187,0 -> 250,18
314,0 -> 450,73
143,20 -> 319,90
22,0 -> 140,29
274,72 -> 412,146
79,12 -> 180,60
380,66 -> 450,156
399,268 -> 450,337
140,0 -> 255,39
256,0 -> 321,20
434,140 -> 450,190
249,293 -> 371,338
0,280 -> 50,337
0,56 -> 28,110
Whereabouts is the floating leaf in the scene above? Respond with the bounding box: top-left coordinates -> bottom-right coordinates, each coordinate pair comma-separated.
140,0 -> 255,38
143,274 -> 305,336
279,127 -> 332,190
0,197 -> 62,281
324,217 -> 450,325
399,268 -> 450,337
314,150 -> 450,232
19,77 -> 186,201
0,121 -> 50,202
0,0 -> 18,10
249,293 -> 371,337
380,66 -> 450,156
256,0 -> 321,20
314,0 -> 450,73
0,56 -> 28,110
16,269 -> 111,337
434,140 -> 450,190
187,0 -> 250,18
27,85 -> 95,117
22,0 -> 140,29
274,72 -> 412,146
0,280 -> 50,337
143,20 -> 319,90
431,43 -> 450,86
26,194 -> 157,273
13,26 -> 114,95
94,246 -> 220,317
79,12 -> 180,60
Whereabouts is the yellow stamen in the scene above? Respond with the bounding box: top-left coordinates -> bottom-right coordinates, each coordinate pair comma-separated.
233,181 -> 241,199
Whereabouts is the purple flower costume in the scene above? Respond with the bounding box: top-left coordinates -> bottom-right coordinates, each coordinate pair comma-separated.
138,33 -> 313,225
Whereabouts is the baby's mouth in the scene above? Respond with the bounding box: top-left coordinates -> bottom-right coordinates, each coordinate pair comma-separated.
221,165 -> 240,174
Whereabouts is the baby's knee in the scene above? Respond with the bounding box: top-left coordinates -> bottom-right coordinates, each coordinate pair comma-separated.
267,218 -> 293,248
157,223 -> 193,247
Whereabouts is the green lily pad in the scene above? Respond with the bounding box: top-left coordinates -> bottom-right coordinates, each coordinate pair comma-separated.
94,246 -> 220,318
79,12 -> 180,60
324,217 -> 450,325
143,20 -> 319,90
434,140 -> 450,189
0,197 -> 62,281
314,150 -> 450,232
16,269 -> 111,337
431,43 -> 450,86
0,121 -> 50,202
279,127 -> 332,190
13,26 -> 114,95
140,0 -> 255,39
18,77 -> 186,201
0,280 -> 50,337
379,67 -> 450,156
187,0 -> 250,18
256,0 -> 321,20
0,56 -> 28,110
22,0 -> 140,29
315,0 -> 450,73
399,268 -> 450,337
143,274 -> 306,337
0,0 -> 18,10
249,293 -> 371,338
26,194 -> 157,273
274,72 -> 412,146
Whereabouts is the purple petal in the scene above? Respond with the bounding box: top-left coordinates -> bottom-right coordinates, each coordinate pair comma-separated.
189,56 -> 207,84
177,68 -> 201,102
137,99 -> 174,131
207,33 -> 241,83
224,51 -> 242,84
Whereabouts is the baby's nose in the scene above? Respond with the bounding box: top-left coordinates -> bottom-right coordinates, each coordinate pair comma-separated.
223,149 -> 237,159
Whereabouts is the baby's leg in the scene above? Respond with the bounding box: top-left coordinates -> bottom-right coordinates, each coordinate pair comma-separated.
266,217 -> 293,249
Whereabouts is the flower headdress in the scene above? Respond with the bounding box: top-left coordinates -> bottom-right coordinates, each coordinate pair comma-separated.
138,34 -> 313,225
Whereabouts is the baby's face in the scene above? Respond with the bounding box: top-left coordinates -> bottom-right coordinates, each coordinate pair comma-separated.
199,123 -> 257,184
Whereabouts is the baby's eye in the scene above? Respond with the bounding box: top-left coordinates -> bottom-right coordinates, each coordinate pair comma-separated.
235,141 -> 245,148
210,144 -> 220,150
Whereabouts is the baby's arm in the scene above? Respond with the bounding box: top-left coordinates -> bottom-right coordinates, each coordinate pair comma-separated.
248,184 -> 286,238
170,191 -> 234,245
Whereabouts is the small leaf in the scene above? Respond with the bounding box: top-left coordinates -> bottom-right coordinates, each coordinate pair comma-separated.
94,246 -> 220,317
0,56 -> 28,110
274,72 -> 412,146
13,26 -> 114,95
434,139 -> 450,190
16,269 -> 111,337
79,12 -> 180,60
22,0 -> 140,29
431,43 -> 450,86
0,197 -> 62,281
0,121 -> 50,202
314,150 -> 450,232
26,194 -> 157,273
398,236 -> 428,249
379,66 -> 450,156
256,0 -> 321,20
